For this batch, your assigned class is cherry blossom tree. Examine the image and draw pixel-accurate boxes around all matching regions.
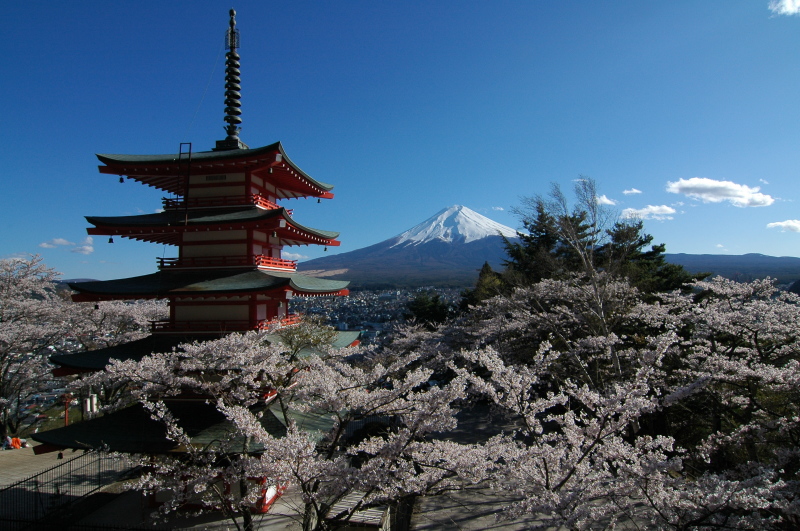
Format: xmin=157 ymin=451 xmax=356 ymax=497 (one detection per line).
xmin=64 ymin=298 xmax=167 ymax=352
xmin=82 ymin=322 xmax=489 ymax=531
xmin=0 ymin=255 xmax=69 ymax=438
xmin=442 ymin=274 xmax=800 ymax=529
xmin=53 ymin=248 xmax=799 ymax=529
xmin=0 ymin=255 xmax=167 ymax=438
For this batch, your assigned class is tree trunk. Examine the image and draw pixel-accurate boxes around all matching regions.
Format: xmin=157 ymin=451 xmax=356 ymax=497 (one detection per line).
xmin=239 ymin=478 xmax=254 ymax=531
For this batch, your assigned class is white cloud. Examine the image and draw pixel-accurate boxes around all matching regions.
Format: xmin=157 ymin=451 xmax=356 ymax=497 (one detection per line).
xmin=666 ymin=177 xmax=774 ymax=207
xmin=622 ymin=205 xmax=676 ymax=221
xmin=39 ymin=238 xmax=75 ymax=248
xmin=492 ymin=206 xmax=505 ymax=211
xmin=767 ymin=220 xmax=800 ymax=232
xmin=71 ymin=245 xmax=94 ymax=255
xmin=716 ymin=243 xmax=725 ymax=248
xmin=760 ymin=179 xmax=770 ymax=185
xmin=596 ymin=195 xmax=617 ymax=206
xmin=769 ymin=0 xmax=800 ymax=15
xmin=282 ymin=251 xmax=309 ymax=260
xmin=622 ymin=188 xmax=642 ymax=195
xmin=81 ymin=236 xmax=94 ymax=245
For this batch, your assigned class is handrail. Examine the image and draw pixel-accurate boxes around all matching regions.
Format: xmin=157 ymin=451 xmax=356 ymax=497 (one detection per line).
xmin=255 ymin=256 xmax=298 ymax=270
xmin=162 ymin=194 xmax=290 ymax=214
xmin=158 ymin=254 xmax=297 ymax=271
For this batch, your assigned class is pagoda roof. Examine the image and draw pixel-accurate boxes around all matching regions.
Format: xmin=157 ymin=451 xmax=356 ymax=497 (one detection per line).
xmin=69 ymin=269 xmax=350 ymax=302
xmin=31 ymin=400 xmax=334 ymax=454
xmin=98 ymin=142 xmax=335 ymax=199
xmin=49 ymin=331 xmax=361 ymax=372
xmin=49 ymin=334 xmax=207 ymax=372
xmin=85 ymin=206 xmax=341 ymax=247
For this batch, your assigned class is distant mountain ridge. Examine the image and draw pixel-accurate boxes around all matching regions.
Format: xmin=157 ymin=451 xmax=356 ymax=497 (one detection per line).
xmin=664 ymin=253 xmax=800 ymax=285
xmin=298 ymin=206 xmax=800 ymax=289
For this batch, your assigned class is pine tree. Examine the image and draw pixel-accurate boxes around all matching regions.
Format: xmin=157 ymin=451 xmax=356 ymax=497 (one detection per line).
xmin=501 ymin=179 xmax=701 ymax=293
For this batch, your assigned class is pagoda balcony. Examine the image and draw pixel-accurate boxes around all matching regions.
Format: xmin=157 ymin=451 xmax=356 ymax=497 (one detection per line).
xmin=158 ymin=255 xmax=297 ymax=271
xmin=162 ymin=194 xmax=290 ymax=213
xmin=255 ymin=256 xmax=297 ymax=271
xmin=150 ymin=314 xmax=301 ymax=334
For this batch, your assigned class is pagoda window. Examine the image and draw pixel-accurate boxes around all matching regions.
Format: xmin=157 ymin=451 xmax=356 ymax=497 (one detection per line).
xmin=183 ymin=230 xmax=247 ymax=242
xmin=185 ymin=173 xmax=246 ymax=202
xmin=189 ymin=184 xmax=245 ymax=199
xmin=182 ymin=243 xmax=247 ymax=258
xmin=188 ymin=173 xmax=245 ymax=185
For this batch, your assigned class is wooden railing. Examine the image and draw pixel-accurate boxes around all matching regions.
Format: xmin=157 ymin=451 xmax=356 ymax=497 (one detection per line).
xmin=158 ymin=256 xmax=251 ymax=269
xmin=151 ymin=314 xmax=301 ymax=333
xmin=158 ymin=255 xmax=297 ymax=271
xmin=262 ymin=314 xmax=302 ymax=328
xmin=162 ymin=194 xmax=290 ymax=214
xmin=255 ymin=256 xmax=297 ymax=270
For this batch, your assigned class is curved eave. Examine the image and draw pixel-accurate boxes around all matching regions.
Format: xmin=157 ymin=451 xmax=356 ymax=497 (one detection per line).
xmin=50 ymin=330 xmax=357 ymax=373
xmin=69 ymin=270 xmax=349 ymax=302
xmin=281 ymin=216 xmax=341 ymax=247
xmin=97 ymin=142 xmax=335 ymax=199
xmin=49 ymin=335 xmax=201 ymax=372
xmin=85 ymin=207 xmax=341 ymax=247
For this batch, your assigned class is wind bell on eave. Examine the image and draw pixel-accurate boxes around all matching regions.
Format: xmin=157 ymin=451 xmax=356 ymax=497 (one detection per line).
xmin=215 ymin=8 xmax=249 ymax=151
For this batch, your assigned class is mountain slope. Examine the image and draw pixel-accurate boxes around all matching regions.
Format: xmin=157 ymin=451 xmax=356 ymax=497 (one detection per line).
xmin=392 ymin=205 xmax=517 ymax=246
xmin=298 ymin=206 xmax=517 ymax=288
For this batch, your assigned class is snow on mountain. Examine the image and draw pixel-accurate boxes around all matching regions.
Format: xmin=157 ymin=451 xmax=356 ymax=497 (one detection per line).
xmin=391 ymin=205 xmax=517 ymax=247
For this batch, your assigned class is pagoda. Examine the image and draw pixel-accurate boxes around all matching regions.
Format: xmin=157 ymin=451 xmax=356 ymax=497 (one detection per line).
xmin=46 ymin=10 xmax=350 ymax=378
xmin=29 ymin=16 xmax=357 ymax=522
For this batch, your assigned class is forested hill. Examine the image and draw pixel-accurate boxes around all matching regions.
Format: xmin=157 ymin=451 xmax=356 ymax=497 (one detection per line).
xmin=665 ymin=253 xmax=800 ymax=285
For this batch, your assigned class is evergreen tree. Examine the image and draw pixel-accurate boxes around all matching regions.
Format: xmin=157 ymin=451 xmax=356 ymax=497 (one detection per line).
xmin=502 ymin=179 xmax=701 ymax=293
xmin=598 ymin=220 xmax=703 ymax=293
xmin=461 ymin=262 xmax=504 ymax=309
xmin=405 ymin=292 xmax=452 ymax=328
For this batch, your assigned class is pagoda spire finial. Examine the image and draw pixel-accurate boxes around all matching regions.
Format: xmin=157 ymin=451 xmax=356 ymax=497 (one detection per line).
xmin=215 ymin=8 xmax=248 ymax=151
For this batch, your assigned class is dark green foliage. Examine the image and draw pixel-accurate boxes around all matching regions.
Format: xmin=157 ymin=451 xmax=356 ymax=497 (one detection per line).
xmin=500 ymin=180 xmax=702 ymax=293
xmin=405 ymin=292 xmax=453 ymax=328
xmin=460 ymin=262 xmax=504 ymax=309
xmin=598 ymin=220 xmax=705 ymax=293
xmin=503 ymin=201 xmax=561 ymax=284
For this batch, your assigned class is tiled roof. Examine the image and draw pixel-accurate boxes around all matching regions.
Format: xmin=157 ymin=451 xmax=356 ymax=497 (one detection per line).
xmin=69 ymin=270 xmax=349 ymax=298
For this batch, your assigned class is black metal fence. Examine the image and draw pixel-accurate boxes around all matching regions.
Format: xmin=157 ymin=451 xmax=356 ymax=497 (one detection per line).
xmin=0 ymin=450 xmax=138 ymax=530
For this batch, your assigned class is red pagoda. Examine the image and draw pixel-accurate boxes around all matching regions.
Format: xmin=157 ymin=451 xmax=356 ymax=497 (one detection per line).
xmin=44 ymin=10 xmax=349 ymax=380
xmin=41 ymin=10 xmax=351 ymax=378
xmin=29 ymin=18 xmax=357 ymax=523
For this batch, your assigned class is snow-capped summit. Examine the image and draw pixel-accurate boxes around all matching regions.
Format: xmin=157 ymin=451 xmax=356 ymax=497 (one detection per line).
xmin=299 ymin=205 xmax=518 ymax=288
xmin=391 ymin=205 xmax=517 ymax=247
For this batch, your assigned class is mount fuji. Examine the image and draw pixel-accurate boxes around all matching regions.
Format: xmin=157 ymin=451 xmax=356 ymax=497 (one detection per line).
xmin=298 ymin=205 xmax=518 ymax=288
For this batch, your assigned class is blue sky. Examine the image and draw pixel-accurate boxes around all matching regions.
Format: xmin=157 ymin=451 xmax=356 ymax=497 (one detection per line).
xmin=3 ymin=1 xmax=800 ymax=280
